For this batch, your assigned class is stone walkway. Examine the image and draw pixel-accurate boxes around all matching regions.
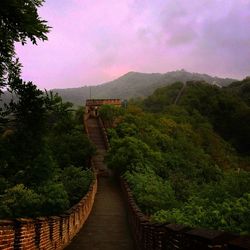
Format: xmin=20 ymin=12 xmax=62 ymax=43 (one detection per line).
xmin=65 ymin=177 xmax=134 ymax=250
xmin=65 ymin=117 xmax=134 ymax=250
xmin=86 ymin=117 xmax=109 ymax=175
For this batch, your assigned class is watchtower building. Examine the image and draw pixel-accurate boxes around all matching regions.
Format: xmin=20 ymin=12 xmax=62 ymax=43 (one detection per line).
xmin=85 ymin=99 xmax=122 ymax=117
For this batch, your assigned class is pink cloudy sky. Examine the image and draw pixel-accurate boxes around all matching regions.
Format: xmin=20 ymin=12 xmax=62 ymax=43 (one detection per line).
xmin=16 ymin=0 xmax=250 ymax=89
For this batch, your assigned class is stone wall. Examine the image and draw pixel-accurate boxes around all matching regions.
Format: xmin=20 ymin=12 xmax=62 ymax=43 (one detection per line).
xmin=120 ymin=178 xmax=250 ymax=250
xmin=85 ymin=99 xmax=121 ymax=107
xmin=98 ymin=117 xmax=110 ymax=150
xmin=0 ymin=178 xmax=97 ymax=250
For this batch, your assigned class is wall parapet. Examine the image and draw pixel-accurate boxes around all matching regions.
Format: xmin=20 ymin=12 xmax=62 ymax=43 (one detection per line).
xmin=98 ymin=117 xmax=110 ymax=150
xmin=120 ymin=178 xmax=250 ymax=250
xmin=86 ymin=99 xmax=121 ymax=107
xmin=0 ymin=177 xmax=97 ymax=250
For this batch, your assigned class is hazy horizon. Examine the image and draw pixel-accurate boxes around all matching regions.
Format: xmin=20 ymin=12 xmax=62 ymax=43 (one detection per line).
xmin=16 ymin=0 xmax=250 ymax=89
xmin=49 ymin=69 xmax=241 ymax=91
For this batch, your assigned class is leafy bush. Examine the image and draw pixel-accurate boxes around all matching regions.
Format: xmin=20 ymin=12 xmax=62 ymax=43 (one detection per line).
xmin=124 ymin=171 xmax=178 ymax=214
xmin=49 ymin=129 xmax=95 ymax=169
xmin=60 ymin=166 xmax=94 ymax=205
xmin=198 ymin=170 xmax=250 ymax=202
xmin=152 ymin=171 xmax=250 ymax=233
xmin=38 ymin=183 xmax=69 ymax=215
xmin=152 ymin=193 xmax=250 ymax=234
xmin=24 ymin=147 xmax=58 ymax=187
xmin=107 ymin=137 xmax=163 ymax=174
xmin=99 ymin=104 xmax=124 ymax=128
xmin=0 ymin=184 xmax=42 ymax=218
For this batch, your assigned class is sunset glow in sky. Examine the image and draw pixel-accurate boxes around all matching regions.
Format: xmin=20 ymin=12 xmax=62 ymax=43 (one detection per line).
xmin=16 ymin=0 xmax=250 ymax=89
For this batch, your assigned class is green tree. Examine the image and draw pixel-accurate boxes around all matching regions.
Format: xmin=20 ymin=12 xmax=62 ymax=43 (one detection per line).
xmin=0 ymin=0 xmax=49 ymax=91
xmin=44 ymin=91 xmax=75 ymax=134
xmin=106 ymin=136 xmax=163 ymax=174
xmin=48 ymin=126 xmax=95 ymax=170
xmin=0 ymin=184 xmax=42 ymax=218
xmin=152 ymin=194 xmax=250 ymax=234
xmin=60 ymin=167 xmax=93 ymax=205
xmin=99 ymin=104 xmax=123 ymax=128
xmin=1 ymin=82 xmax=50 ymax=183
xmin=124 ymin=171 xmax=178 ymax=214
xmin=38 ymin=183 xmax=69 ymax=215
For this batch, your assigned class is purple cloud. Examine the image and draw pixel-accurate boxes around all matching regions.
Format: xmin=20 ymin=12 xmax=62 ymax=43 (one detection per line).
xmin=16 ymin=0 xmax=250 ymax=89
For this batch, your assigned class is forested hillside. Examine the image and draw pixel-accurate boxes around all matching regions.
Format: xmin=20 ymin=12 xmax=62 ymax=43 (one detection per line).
xmin=103 ymin=79 xmax=250 ymax=234
xmin=224 ymin=77 xmax=250 ymax=106
xmin=144 ymin=79 xmax=250 ymax=155
xmin=52 ymin=70 xmax=236 ymax=106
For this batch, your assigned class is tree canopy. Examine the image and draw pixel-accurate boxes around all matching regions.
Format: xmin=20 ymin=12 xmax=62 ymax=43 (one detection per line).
xmin=0 ymin=0 xmax=49 ymax=91
xmin=106 ymin=82 xmax=250 ymax=234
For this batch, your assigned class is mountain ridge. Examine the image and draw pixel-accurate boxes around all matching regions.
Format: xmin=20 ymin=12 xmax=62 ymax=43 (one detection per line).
xmin=0 ymin=70 xmax=238 ymax=107
xmin=52 ymin=70 xmax=237 ymax=105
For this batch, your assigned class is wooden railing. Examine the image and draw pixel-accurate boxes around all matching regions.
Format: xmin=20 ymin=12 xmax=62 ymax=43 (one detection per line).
xmin=120 ymin=178 xmax=250 ymax=250
xmin=0 ymin=177 xmax=97 ymax=250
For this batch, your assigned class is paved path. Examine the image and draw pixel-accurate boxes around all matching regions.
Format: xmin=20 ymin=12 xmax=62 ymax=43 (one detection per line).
xmin=66 ymin=117 xmax=134 ymax=250
xmin=86 ymin=117 xmax=109 ymax=175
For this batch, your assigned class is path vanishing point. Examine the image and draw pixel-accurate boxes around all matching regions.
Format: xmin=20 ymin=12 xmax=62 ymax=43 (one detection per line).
xmin=65 ymin=117 xmax=135 ymax=250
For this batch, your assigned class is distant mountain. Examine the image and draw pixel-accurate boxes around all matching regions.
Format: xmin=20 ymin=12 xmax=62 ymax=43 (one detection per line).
xmin=0 ymin=70 xmax=237 ymax=107
xmin=52 ymin=70 xmax=236 ymax=106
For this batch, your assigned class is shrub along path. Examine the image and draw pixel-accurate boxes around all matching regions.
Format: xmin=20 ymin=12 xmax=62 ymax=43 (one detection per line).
xmin=66 ymin=117 xmax=134 ymax=250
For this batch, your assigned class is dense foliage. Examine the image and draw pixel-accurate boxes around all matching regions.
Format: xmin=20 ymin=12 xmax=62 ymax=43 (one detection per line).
xmin=144 ymin=80 xmax=250 ymax=155
xmin=0 ymin=89 xmax=95 ymax=218
xmin=106 ymin=81 xmax=250 ymax=234
xmin=224 ymin=77 xmax=250 ymax=107
xmin=99 ymin=104 xmax=124 ymax=128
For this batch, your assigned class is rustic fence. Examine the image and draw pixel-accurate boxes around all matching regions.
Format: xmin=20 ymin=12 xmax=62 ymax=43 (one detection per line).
xmin=0 ymin=177 xmax=97 ymax=250
xmin=120 ymin=178 xmax=250 ymax=250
